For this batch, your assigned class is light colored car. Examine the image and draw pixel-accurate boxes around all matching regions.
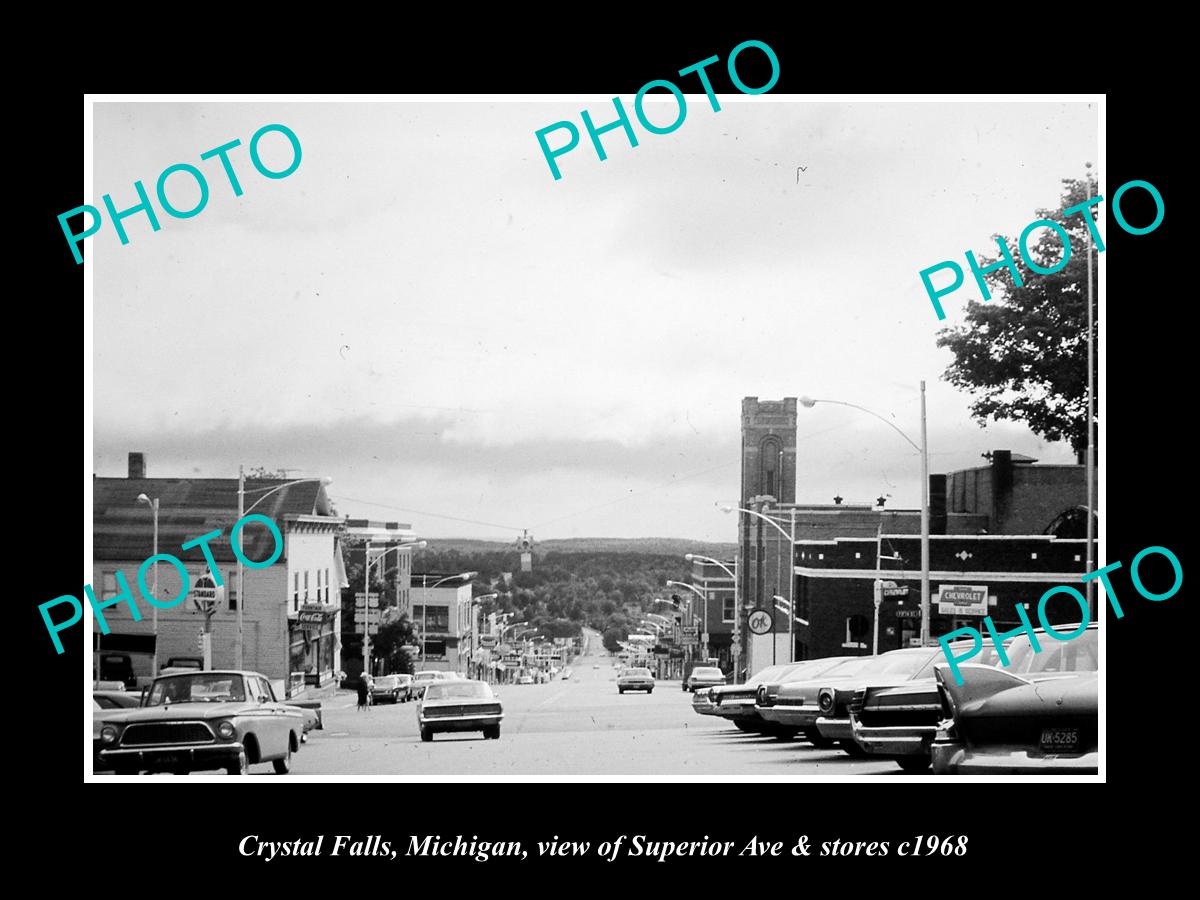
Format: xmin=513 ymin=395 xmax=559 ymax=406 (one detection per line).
xmin=93 ymin=692 xmax=142 ymax=770
xmin=370 ymin=674 xmax=407 ymax=704
xmin=617 ymin=667 xmax=654 ymax=694
xmin=411 ymin=670 xmax=454 ymax=698
xmin=97 ymin=670 xmax=303 ymax=775
xmin=709 ymin=659 xmax=849 ymax=735
xmin=417 ymin=680 xmax=503 ymax=741
xmin=754 ymin=657 xmax=877 ymax=743
xmin=517 ymin=674 xmax=534 ymax=685
xmin=685 ymin=666 xmax=727 ymax=693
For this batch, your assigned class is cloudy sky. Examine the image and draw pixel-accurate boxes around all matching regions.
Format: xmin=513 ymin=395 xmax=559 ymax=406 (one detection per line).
xmin=90 ymin=98 xmax=1097 ymax=542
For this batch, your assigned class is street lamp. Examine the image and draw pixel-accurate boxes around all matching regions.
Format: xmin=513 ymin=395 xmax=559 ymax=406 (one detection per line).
xmin=362 ymin=540 xmax=426 ymax=680
xmin=719 ymin=505 xmax=798 ymax=665
xmin=665 ymin=580 xmax=707 ymax=664
xmin=467 ymin=592 xmax=499 ymax=679
xmin=415 ymin=572 xmax=477 ymax=665
xmin=799 ymin=383 xmax=931 ymax=646
xmin=136 ymin=493 xmax=159 ymax=678
xmin=236 ymin=469 xmax=333 ymax=670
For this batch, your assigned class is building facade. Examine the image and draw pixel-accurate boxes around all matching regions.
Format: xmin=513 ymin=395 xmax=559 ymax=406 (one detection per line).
xmin=688 ymin=559 xmax=736 ymax=671
xmin=411 ymin=574 xmax=475 ymax=673
xmin=93 ymin=456 xmax=345 ymax=699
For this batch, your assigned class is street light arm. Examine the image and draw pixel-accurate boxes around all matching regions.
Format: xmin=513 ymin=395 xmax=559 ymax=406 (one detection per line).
xmin=684 ymin=553 xmax=737 ymax=580
xmin=664 ymin=580 xmax=706 ymax=601
xmin=720 ymin=506 xmax=793 ymax=541
xmin=243 ymin=476 xmax=333 ymax=515
xmin=802 ymin=398 xmax=920 ymax=453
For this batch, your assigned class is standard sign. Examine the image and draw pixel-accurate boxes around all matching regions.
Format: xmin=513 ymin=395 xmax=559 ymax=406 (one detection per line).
xmin=747 ymin=608 xmax=773 ymax=635
xmin=937 ymin=584 xmax=988 ymax=616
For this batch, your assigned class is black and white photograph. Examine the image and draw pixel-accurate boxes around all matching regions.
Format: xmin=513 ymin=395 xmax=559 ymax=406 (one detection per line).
xmin=72 ymin=89 xmax=1122 ymax=782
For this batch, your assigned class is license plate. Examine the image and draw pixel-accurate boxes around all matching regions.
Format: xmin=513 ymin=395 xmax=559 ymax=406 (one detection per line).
xmin=155 ymin=754 xmax=181 ymax=767
xmin=1040 ymin=726 xmax=1080 ymax=753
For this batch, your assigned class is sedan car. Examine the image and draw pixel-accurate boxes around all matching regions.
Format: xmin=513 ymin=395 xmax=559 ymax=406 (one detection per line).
xmin=97 ymin=670 xmax=303 ymax=775
xmin=370 ymin=674 xmax=407 ymax=704
xmin=684 ymin=666 xmax=727 ymax=693
xmin=410 ymin=670 xmax=454 ymax=699
xmin=617 ymin=667 xmax=655 ymax=693
xmin=93 ymin=692 xmax=143 ymax=770
xmin=417 ymin=679 xmax=503 ymax=741
xmin=931 ymin=625 xmax=1099 ymax=775
xmin=751 ymin=657 xmax=874 ymax=741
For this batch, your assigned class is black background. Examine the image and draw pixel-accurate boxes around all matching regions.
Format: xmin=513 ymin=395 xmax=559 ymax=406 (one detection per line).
xmin=20 ymin=21 xmax=1181 ymax=886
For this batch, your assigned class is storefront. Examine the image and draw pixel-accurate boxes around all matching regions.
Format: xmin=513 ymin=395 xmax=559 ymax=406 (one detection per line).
xmin=291 ymin=603 xmax=340 ymax=688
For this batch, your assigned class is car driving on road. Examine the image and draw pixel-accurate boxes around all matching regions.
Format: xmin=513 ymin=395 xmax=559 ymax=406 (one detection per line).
xmin=617 ymin=667 xmax=655 ymax=694
xmin=684 ymin=666 xmax=727 ymax=693
xmin=417 ymin=679 xmax=503 ymax=741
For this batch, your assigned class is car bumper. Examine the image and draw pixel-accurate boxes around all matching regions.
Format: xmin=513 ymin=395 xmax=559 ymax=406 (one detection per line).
xmin=619 ymin=682 xmax=654 ymax=690
xmin=100 ymin=741 xmax=244 ymax=770
xmin=420 ymin=714 xmax=503 ymax=732
xmin=931 ymin=741 xmax=1099 ymax=775
xmin=712 ymin=699 xmax=758 ymax=719
xmin=851 ymin=720 xmax=933 ymax=758
xmin=815 ymin=717 xmax=853 ymax=740
xmin=757 ymin=704 xmax=821 ymax=727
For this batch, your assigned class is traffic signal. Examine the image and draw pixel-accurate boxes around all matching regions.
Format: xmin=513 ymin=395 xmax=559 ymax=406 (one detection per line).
xmin=670 ymin=593 xmax=682 ymax=609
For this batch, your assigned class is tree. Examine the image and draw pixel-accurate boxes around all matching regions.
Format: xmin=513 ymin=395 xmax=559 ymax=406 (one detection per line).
xmin=373 ymin=615 xmax=419 ymax=674
xmin=602 ymin=625 xmax=626 ymax=654
xmin=936 ymin=177 xmax=1099 ymax=461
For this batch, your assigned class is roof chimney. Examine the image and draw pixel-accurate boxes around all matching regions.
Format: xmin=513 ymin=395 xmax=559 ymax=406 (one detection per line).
xmin=128 ymin=452 xmax=145 ymax=479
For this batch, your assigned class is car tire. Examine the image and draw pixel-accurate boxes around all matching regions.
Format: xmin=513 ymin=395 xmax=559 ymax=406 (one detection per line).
xmin=618 ymin=688 xmax=625 ymax=694
xmin=896 ymin=756 xmax=931 ymax=774
xmin=114 ymin=766 xmax=140 ymax=776
xmin=734 ymin=721 xmax=756 ymax=732
xmin=647 ymin=688 xmax=653 ymax=694
xmin=420 ymin=727 xmax=433 ymax=742
xmin=273 ymin=747 xmax=292 ymax=775
xmin=485 ymin=725 xmax=500 ymax=740
xmin=839 ymin=740 xmax=869 ymax=758
xmin=227 ymin=749 xmax=249 ymax=775
xmin=803 ymin=729 xmax=835 ymax=749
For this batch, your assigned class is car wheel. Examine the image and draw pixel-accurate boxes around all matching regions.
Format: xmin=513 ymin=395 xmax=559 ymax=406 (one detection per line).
xmin=485 ymin=725 xmax=500 ymax=740
xmin=273 ymin=747 xmax=292 ymax=775
xmin=839 ymin=740 xmax=869 ymax=758
xmin=226 ymin=749 xmax=248 ymax=775
xmin=647 ymin=688 xmax=653 ymax=694
xmin=618 ymin=688 xmax=625 ymax=694
xmin=420 ymin=727 xmax=433 ymax=742
xmin=734 ymin=721 xmax=756 ymax=732
xmin=896 ymin=755 xmax=931 ymax=774
xmin=803 ymin=729 xmax=835 ymax=749
xmin=114 ymin=766 xmax=140 ymax=776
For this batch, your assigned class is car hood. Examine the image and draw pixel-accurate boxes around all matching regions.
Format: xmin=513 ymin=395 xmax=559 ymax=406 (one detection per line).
xmin=102 ymin=702 xmax=267 ymax=724
xmin=776 ymin=673 xmax=875 ymax=700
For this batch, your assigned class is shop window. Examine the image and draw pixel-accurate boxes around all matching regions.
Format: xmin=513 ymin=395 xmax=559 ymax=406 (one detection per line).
xmin=303 ymin=569 xmax=310 ymax=601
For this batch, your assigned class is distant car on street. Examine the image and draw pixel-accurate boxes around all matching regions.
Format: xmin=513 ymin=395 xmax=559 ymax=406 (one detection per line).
xmin=517 ymin=674 xmax=534 ymax=685
xmin=617 ymin=667 xmax=654 ymax=694
xmin=96 ymin=669 xmax=303 ymax=775
xmin=684 ymin=666 xmax=727 ymax=693
xmin=417 ymin=679 xmax=503 ymax=741
xmin=164 ymin=656 xmax=204 ymax=671
xmin=371 ymin=674 xmax=408 ymax=704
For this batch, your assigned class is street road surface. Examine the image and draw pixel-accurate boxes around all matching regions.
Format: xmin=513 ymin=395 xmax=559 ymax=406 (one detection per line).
xmin=287 ymin=633 xmax=902 ymax=777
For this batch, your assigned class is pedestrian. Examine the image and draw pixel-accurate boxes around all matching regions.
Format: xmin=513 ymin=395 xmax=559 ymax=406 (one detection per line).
xmin=356 ymin=675 xmax=369 ymax=711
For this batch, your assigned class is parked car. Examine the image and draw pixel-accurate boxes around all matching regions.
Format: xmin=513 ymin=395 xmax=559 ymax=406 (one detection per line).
xmin=849 ymin=639 xmax=1015 ymax=772
xmin=417 ymin=679 xmax=503 ymax=741
xmin=617 ymin=667 xmax=655 ymax=694
xmin=371 ymin=674 xmax=407 ymax=704
xmin=931 ymin=625 xmax=1099 ymax=775
xmin=96 ymin=670 xmax=303 ymax=775
xmin=691 ymin=686 xmax=720 ymax=716
xmin=517 ymin=674 xmax=534 ymax=685
xmin=754 ymin=656 xmax=878 ymax=743
xmin=100 ymin=653 xmax=137 ymax=689
xmin=283 ymin=702 xmax=323 ymax=740
xmin=684 ymin=666 xmax=727 ymax=693
xmin=713 ymin=658 xmax=853 ymax=736
xmin=93 ymin=691 xmax=143 ymax=771
xmin=812 ymin=645 xmax=991 ymax=755
xmin=93 ymin=690 xmax=143 ymax=711
xmin=164 ymin=656 xmax=204 ymax=670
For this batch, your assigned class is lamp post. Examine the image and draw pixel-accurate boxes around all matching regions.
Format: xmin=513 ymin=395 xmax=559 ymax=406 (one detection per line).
xmin=666 ymin=580 xmax=706 ymax=665
xmin=718 ymin=505 xmax=797 ymax=664
xmin=362 ymin=540 xmax=426 ymax=681
xmin=235 ymin=469 xmax=333 ymax=671
xmin=136 ymin=494 xmax=159 ymax=677
xmin=469 ymin=592 xmax=499 ymax=679
xmin=799 ymin=384 xmax=931 ymax=646
xmin=684 ymin=553 xmax=736 ymax=670
xmin=416 ymin=572 xmax=477 ymax=665
xmin=1084 ymin=161 xmax=1097 ymax=620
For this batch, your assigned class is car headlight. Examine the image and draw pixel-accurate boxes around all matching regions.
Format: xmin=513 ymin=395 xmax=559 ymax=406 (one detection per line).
xmin=818 ymin=688 xmax=835 ymax=714
xmin=216 ymin=720 xmax=236 ymax=740
xmin=100 ymin=725 xmax=118 ymax=744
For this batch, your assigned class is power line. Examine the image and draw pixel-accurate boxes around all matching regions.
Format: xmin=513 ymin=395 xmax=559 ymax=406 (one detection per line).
xmin=330 ymin=496 xmax=526 ymax=533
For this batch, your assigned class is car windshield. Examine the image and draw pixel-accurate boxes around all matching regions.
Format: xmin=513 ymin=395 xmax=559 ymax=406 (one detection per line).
xmin=1008 ymin=627 xmax=1098 ymax=674
xmin=815 ymin=656 xmax=875 ymax=679
xmin=912 ymin=642 xmax=1006 ymax=678
xmin=146 ymin=673 xmax=246 ymax=705
xmin=694 ymin=668 xmax=722 ymax=677
xmin=375 ymin=676 xmax=398 ymax=688
xmin=851 ymin=650 xmax=938 ymax=680
xmin=413 ymin=673 xmax=438 ymax=682
xmin=625 ymin=668 xmax=652 ymax=677
xmin=424 ymin=682 xmax=493 ymax=701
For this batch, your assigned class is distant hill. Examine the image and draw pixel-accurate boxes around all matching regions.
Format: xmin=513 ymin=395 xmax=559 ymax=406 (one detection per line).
xmin=425 ymin=537 xmax=737 ymax=559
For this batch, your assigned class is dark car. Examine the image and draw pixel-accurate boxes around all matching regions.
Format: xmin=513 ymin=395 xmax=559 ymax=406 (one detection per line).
xmin=684 ymin=666 xmax=727 ymax=693
xmin=712 ymin=658 xmax=850 ymax=736
xmin=100 ymin=653 xmax=137 ymax=690
xmin=931 ymin=625 xmax=1099 ymax=775
xmin=164 ymin=656 xmax=204 ymax=671
xmin=752 ymin=657 xmax=875 ymax=742
xmin=370 ymin=674 xmax=407 ymax=704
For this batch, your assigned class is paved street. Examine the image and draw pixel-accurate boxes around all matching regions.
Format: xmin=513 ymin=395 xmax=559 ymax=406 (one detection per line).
xmin=292 ymin=638 xmax=901 ymax=777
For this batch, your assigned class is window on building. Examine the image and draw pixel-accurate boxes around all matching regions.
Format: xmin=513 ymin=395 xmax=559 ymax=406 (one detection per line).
xmin=421 ymin=639 xmax=447 ymax=659
xmin=227 ymin=570 xmax=238 ymax=611
xmin=303 ymin=569 xmax=310 ymax=601
xmin=293 ymin=572 xmax=300 ymax=612
xmin=411 ymin=605 xmax=450 ymax=631
xmin=102 ymin=571 xmax=118 ymax=600
xmin=723 ymin=596 xmax=735 ymax=623
xmin=325 ymin=567 xmax=331 ymax=603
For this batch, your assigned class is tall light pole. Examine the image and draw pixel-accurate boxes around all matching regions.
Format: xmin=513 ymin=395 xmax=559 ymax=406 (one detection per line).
xmin=683 ymin=554 xmax=737 ymax=665
xmin=665 ymin=580 xmax=706 ymax=664
xmin=718 ymin=506 xmax=797 ymax=664
xmin=362 ymin=540 xmax=426 ymax=681
xmin=136 ymin=494 xmax=159 ymax=677
xmin=1084 ymin=161 xmax=1097 ymax=620
xmin=470 ymin=593 xmax=499 ymax=679
xmin=799 ymin=386 xmax=931 ymax=646
xmin=236 ymin=471 xmax=333 ymax=670
xmin=416 ymin=572 xmax=477 ymax=665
